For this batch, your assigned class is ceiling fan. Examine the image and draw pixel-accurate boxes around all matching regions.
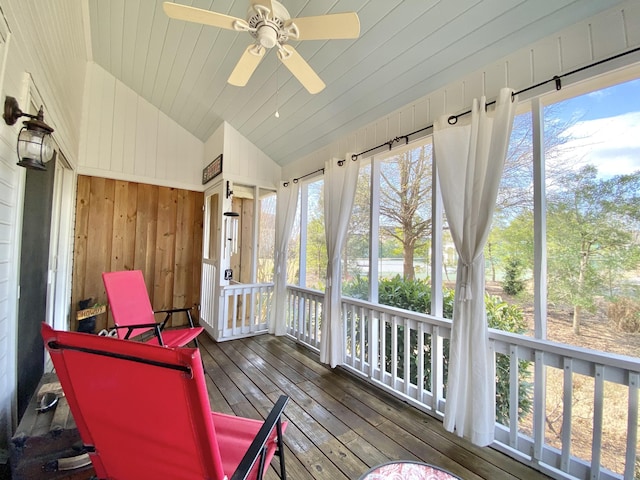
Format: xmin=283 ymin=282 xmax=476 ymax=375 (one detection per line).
xmin=163 ymin=1 xmax=360 ymax=94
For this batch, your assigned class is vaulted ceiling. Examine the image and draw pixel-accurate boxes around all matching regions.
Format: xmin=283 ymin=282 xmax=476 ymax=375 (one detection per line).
xmin=87 ymin=0 xmax=624 ymax=166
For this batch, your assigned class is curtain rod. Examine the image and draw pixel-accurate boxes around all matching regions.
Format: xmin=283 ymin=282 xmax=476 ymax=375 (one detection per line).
xmin=283 ymin=155 xmax=357 ymax=186
xmin=283 ymin=167 xmax=324 ymax=187
xmin=350 ymin=44 xmax=640 ymax=161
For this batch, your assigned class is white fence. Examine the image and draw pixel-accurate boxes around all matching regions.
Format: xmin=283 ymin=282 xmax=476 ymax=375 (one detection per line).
xmin=200 ymin=259 xmax=273 ymax=341
xmin=199 ymin=259 xmax=217 ymax=334
xmin=219 ymin=282 xmax=273 ymax=340
xmin=285 ymin=286 xmax=640 ymax=480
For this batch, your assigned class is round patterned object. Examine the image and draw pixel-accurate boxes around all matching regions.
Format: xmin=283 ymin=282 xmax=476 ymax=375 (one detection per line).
xmin=359 ymin=461 xmax=461 ymax=480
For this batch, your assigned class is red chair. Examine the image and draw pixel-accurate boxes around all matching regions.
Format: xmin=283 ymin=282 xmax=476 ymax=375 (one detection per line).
xmin=42 ymin=323 xmax=288 ymax=480
xmin=102 ymin=270 xmax=203 ymax=347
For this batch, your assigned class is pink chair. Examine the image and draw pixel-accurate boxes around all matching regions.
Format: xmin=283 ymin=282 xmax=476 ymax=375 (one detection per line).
xmin=42 ymin=323 xmax=288 ymax=480
xmin=102 ymin=270 xmax=203 ymax=347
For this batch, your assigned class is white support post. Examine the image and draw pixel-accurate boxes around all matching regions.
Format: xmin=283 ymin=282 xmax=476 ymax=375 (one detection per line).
xmin=561 ymin=357 xmax=574 ymax=472
xmin=533 ymin=351 xmax=546 ymax=462
xmin=532 ymin=97 xmax=547 ymax=340
xmin=590 ymin=365 xmax=605 ymax=480
xmin=624 ymin=372 xmax=639 ymax=479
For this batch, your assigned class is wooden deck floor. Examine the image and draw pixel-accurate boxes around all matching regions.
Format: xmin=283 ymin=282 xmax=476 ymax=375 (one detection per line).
xmin=199 ymin=333 xmax=551 ymax=480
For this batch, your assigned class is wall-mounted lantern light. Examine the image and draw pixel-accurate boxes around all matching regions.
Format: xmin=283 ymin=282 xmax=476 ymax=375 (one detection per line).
xmin=3 ymin=96 xmax=55 ymax=170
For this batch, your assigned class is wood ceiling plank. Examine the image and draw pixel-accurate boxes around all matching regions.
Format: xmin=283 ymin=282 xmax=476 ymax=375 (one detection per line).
xmin=183 ymin=34 xmax=249 ymax=135
xmin=140 ymin=7 xmax=171 ymax=101
xmin=88 ymin=0 xmax=106 ymax=68
xmin=131 ymin=0 xmax=158 ymax=94
xmin=109 ymin=0 xmax=125 ymax=80
xmin=149 ymin=18 xmax=186 ymax=106
xmin=158 ymin=22 xmax=204 ymax=112
xmin=163 ymin=23 xmax=224 ymax=117
xmin=120 ymin=0 xmax=141 ymax=87
xmin=169 ymin=1 xmax=241 ymax=131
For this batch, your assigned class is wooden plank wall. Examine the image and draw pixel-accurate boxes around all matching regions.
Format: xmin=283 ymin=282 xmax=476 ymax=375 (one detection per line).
xmin=71 ymin=175 xmax=204 ymax=332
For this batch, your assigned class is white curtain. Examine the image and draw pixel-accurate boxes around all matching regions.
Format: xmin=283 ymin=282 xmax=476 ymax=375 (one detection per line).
xmin=270 ymin=181 xmax=300 ymax=336
xmin=433 ymin=87 xmax=517 ymax=446
xmin=320 ymin=156 xmax=359 ymax=368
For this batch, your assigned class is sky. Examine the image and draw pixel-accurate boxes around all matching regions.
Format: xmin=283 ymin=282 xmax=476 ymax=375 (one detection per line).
xmin=550 ymin=78 xmax=640 ymax=178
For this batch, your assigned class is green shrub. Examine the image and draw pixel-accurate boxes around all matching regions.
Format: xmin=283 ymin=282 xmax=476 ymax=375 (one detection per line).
xmin=342 ymin=273 xmax=369 ymax=300
xmin=485 ymin=294 xmax=533 ymax=425
xmin=379 ymin=275 xmax=431 ymax=313
xmin=503 ymin=256 xmax=525 ymax=296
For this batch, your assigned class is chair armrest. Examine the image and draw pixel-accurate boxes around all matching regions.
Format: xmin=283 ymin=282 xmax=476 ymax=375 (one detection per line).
xmin=230 ymin=395 xmax=289 ymax=480
xmin=113 ymin=323 xmax=164 ymax=344
xmin=113 ymin=323 xmax=159 ymax=330
xmin=154 ymin=307 xmax=196 ymax=328
xmin=154 ymin=307 xmax=192 ymax=314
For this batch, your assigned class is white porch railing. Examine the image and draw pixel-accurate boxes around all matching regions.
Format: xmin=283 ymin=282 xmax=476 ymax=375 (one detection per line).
xmin=200 ymin=258 xmax=273 ymax=341
xmin=218 ymin=282 xmax=273 ymax=340
xmin=285 ymin=286 xmax=640 ymax=480
xmin=286 ymin=285 xmax=323 ymax=351
xmin=199 ymin=259 xmax=217 ymax=334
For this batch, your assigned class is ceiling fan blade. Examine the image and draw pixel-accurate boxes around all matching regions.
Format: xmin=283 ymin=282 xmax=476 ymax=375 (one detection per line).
xmin=252 ymin=0 xmax=274 ymax=15
xmin=278 ymin=45 xmax=325 ymax=94
xmin=286 ymin=12 xmax=360 ymax=40
xmin=228 ymin=45 xmax=266 ymax=87
xmin=163 ymin=2 xmax=248 ymax=31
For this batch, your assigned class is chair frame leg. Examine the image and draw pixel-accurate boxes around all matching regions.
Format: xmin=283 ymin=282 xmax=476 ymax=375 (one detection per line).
xmin=276 ymin=418 xmax=286 ymax=479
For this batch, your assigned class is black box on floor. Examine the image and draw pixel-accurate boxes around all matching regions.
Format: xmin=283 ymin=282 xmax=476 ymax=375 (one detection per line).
xmin=9 ymin=373 xmax=94 ymax=480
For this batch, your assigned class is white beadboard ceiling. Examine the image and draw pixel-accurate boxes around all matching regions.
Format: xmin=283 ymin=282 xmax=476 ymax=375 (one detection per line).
xmin=87 ymin=0 xmax=625 ymax=166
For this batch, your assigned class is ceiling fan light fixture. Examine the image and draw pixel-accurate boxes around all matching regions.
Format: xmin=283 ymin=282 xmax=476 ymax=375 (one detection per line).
xmin=257 ymin=25 xmax=278 ymax=49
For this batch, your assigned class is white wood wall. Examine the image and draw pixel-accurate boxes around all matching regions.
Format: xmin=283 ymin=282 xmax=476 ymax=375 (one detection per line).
xmin=222 ymin=122 xmax=281 ymax=189
xmin=283 ymin=0 xmax=640 ymax=180
xmin=78 ymin=62 xmax=205 ymax=190
xmin=0 ymin=0 xmax=86 ymax=454
xmin=79 ymin=64 xmax=280 ymax=192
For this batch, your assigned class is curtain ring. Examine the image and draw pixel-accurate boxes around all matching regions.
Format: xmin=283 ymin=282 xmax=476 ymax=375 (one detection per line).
xmin=447 ymin=115 xmax=458 ymax=125
xmin=351 ymin=154 xmax=358 ymax=161
xmin=337 ymin=159 xmax=345 ymax=166
xmin=553 ymin=75 xmax=562 ymax=91
xmin=283 ymin=181 xmax=289 ymax=187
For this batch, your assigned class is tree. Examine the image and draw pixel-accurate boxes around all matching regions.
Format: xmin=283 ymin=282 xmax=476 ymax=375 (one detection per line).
xmin=344 ymin=164 xmax=371 ymax=286
xmin=305 ymin=180 xmax=326 ymax=290
xmin=547 ymin=166 xmax=640 ymax=334
xmin=486 ymin=106 xmax=578 ymax=282
xmin=379 ymin=145 xmax=433 ymax=280
xmin=306 ymin=216 xmax=326 ymax=289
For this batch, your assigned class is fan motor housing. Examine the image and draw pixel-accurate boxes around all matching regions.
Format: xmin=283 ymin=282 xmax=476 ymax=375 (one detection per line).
xmin=247 ymin=0 xmax=290 ymax=47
